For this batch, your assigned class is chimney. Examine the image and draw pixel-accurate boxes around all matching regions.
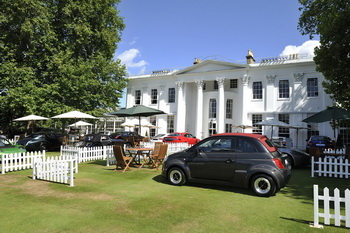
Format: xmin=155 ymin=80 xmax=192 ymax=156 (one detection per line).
xmin=193 ymin=58 xmax=202 ymax=65
xmin=246 ymin=50 xmax=255 ymax=64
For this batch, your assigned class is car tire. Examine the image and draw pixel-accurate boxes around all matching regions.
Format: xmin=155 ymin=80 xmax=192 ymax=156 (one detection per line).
xmin=168 ymin=167 xmax=186 ymax=186
xmin=40 ymin=143 xmax=48 ymax=152
xmin=286 ymin=155 xmax=294 ymax=168
xmin=250 ymin=174 xmax=276 ymax=197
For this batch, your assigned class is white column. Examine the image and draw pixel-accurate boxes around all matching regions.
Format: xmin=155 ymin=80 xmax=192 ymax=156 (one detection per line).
xmin=241 ymin=74 xmax=250 ymax=125
xmin=265 ymin=75 xmax=276 ymax=112
xmin=176 ymin=81 xmax=186 ymax=132
xmin=195 ymin=80 xmax=204 ymax=139
xmin=217 ymin=78 xmax=225 ymax=133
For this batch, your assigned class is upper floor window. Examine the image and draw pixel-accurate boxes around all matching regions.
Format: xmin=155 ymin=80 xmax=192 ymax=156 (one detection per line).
xmin=307 ymin=78 xmax=318 ymax=97
xmin=209 ymin=99 xmax=217 ymax=118
xmin=168 ymin=88 xmax=175 ymax=103
xmin=151 ymin=89 xmax=158 ymax=104
xmin=252 ymin=82 xmax=263 ymax=99
xmin=214 ymin=81 xmax=218 ymax=90
xmin=230 ymin=79 xmax=238 ymax=88
xmin=279 ymin=80 xmax=290 ymax=99
xmin=226 ymin=99 xmax=233 ymax=119
xmin=135 ymin=90 xmax=141 ymax=105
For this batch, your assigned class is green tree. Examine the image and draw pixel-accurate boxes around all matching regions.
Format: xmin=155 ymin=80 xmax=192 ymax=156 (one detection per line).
xmin=298 ymin=0 xmax=350 ymax=108
xmin=0 ymin=0 xmax=127 ymax=133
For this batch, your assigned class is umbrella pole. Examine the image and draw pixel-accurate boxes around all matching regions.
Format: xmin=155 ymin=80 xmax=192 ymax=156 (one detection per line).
xmin=139 ymin=116 xmax=141 ymax=135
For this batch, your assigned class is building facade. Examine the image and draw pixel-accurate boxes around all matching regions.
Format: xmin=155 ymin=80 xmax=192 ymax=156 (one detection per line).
xmin=126 ymin=52 xmax=334 ymax=149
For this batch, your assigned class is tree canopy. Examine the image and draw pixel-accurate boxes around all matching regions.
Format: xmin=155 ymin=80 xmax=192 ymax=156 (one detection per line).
xmin=0 ymin=0 xmax=127 ymax=133
xmin=298 ymin=0 xmax=350 ymax=108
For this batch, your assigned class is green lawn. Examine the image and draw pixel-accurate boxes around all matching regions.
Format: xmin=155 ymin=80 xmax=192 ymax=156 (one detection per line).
xmin=1 ymin=153 xmax=349 ymax=233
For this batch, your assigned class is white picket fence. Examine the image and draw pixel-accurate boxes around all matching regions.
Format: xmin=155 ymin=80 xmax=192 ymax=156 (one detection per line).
xmin=311 ymin=156 xmax=350 ymax=178
xmin=313 ymin=185 xmax=350 ymax=228
xmin=1 ymin=151 xmax=46 ymax=174
xmin=60 ymin=145 xmax=113 ymax=164
xmin=32 ymin=155 xmax=76 ymax=187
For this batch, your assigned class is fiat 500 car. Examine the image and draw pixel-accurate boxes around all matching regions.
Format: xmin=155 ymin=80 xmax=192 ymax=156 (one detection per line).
xmin=162 ymin=133 xmax=291 ymax=197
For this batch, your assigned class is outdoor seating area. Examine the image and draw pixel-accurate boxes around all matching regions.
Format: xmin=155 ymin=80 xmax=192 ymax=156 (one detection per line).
xmin=113 ymin=141 xmax=168 ymax=172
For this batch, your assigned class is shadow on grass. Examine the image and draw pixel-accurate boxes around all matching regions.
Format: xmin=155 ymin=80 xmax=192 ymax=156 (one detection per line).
xmin=280 ymin=216 xmax=311 ymax=226
xmin=152 ymin=174 xmax=255 ymax=196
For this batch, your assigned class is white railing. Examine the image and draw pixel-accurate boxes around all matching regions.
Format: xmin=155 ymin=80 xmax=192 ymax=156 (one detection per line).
xmin=60 ymin=145 xmax=113 ymax=164
xmin=1 ymin=151 xmax=46 ymax=174
xmin=32 ymin=156 xmax=76 ymax=187
xmin=313 ymin=185 xmax=350 ymax=228
xmin=311 ymin=157 xmax=350 ymax=178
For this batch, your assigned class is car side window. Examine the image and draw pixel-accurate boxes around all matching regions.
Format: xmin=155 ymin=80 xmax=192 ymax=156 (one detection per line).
xmin=197 ymin=138 xmax=232 ymax=152
xmin=233 ymin=137 xmax=257 ymax=152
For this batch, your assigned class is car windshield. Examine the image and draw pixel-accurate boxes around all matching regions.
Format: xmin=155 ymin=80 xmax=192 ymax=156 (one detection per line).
xmin=0 ymin=138 xmax=11 ymax=146
xmin=312 ymin=136 xmax=330 ymax=141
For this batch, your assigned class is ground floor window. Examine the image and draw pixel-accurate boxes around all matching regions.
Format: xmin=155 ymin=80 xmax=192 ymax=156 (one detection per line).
xmin=278 ymin=114 xmax=290 ymax=138
xmin=209 ymin=121 xmax=217 ymax=136
xmin=252 ymin=114 xmax=262 ymax=134
xmin=167 ymin=115 xmax=174 ymax=133
xmin=225 ymin=124 xmax=232 ymax=133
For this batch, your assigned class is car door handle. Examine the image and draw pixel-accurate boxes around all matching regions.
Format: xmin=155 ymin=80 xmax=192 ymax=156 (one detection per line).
xmin=225 ymin=159 xmax=234 ymax=163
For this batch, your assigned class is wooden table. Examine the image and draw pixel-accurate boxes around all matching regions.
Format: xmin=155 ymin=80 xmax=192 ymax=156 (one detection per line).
xmin=125 ymin=147 xmax=153 ymax=169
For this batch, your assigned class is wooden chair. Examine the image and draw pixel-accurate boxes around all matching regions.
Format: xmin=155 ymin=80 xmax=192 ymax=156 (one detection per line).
xmin=309 ymin=147 xmax=322 ymax=159
xmin=149 ymin=144 xmax=168 ymax=170
xmin=151 ymin=142 xmax=163 ymax=156
xmin=113 ymin=145 xmax=134 ymax=172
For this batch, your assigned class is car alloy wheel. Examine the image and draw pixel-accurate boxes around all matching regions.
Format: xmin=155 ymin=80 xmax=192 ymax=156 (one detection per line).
xmin=251 ymin=175 xmax=276 ymax=197
xmin=168 ymin=167 xmax=186 ymax=186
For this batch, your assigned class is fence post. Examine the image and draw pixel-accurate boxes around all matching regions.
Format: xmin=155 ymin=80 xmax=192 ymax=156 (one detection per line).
xmin=346 ymin=189 xmax=350 ymax=228
xmin=311 ymin=156 xmax=314 ymax=177
xmin=69 ymin=159 xmax=74 ymax=187
xmin=313 ymin=184 xmax=321 ymax=228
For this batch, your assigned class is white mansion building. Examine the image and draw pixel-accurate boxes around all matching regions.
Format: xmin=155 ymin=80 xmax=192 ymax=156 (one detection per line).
xmin=125 ymin=51 xmax=335 ymax=149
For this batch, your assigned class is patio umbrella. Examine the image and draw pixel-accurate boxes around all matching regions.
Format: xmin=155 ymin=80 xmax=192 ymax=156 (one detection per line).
xmin=13 ymin=114 xmax=49 ymax=134
xmin=109 ymin=105 xmax=166 ymax=134
xmin=69 ymin=121 xmax=92 ymax=134
xmin=302 ymin=106 xmax=350 ymax=138
xmin=232 ymin=125 xmax=253 ymax=133
xmin=68 ymin=121 xmax=92 ymax=127
xmin=51 ymin=110 xmax=96 ymax=119
xmin=51 ymin=111 xmax=96 ymax=134
xmin=255 ymin=119 xmax=290 ymax=138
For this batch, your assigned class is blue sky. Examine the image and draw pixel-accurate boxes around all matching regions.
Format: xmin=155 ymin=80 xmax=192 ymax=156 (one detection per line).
xmin=115 ymin=0 xmax=320 ymax=107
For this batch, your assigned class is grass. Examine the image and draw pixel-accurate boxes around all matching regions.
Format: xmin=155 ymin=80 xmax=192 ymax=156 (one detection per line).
xmin=1 ymin=152 xmax=350 ymax=233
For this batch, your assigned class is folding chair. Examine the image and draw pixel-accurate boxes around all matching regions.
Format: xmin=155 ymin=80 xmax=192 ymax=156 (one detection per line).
xmin=149 ymin=144 xmax=168 ymax=170
xmin=113 ymin=145 xmax=134 ymax=172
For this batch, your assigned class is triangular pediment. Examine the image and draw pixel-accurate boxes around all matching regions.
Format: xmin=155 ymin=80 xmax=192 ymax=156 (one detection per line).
xmin=173 ymin=60 xmax=248 ymax=75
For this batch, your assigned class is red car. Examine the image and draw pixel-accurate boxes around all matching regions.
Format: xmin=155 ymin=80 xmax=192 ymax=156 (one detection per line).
xmin=163 ymin=132 xmax=200 ymax=145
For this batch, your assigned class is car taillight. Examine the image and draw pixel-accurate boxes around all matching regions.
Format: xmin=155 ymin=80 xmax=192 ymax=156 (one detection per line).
xmin=115 ymin=136 xmax=120 ymax=139
xmin=273 ymin=158 xmax=285 ymax=169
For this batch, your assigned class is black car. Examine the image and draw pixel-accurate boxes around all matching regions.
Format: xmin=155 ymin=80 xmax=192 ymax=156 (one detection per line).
xmin=17 ymin=131 xmax=64 ymax=151
xmin=162 ymin=133 xmax=291 ymax=197
xmin=114 ymin=131 xmax=144 ymax=147
xmin=75 ymin=134 xmax=112 ymax=147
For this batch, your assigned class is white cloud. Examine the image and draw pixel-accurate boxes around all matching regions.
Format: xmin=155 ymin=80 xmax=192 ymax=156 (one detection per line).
xmin=117 ymin=48 xmax=148 ymax=68
xmin=280 ymin=40 xmax=320 ymax=57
